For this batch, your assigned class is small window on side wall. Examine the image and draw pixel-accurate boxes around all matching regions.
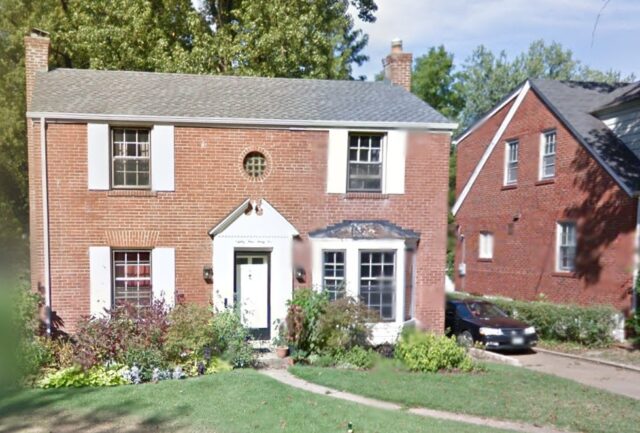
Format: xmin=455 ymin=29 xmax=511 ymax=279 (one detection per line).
xmin=478 ymin=232 xmax=494 ymax=260
xmin=540 ymin=131 xmax=556 ymax=179
xmin=556 ymin=222 xmax=576 ymax=272
xmin=505 ymin=140 xmax=519 ymax=185
xmin=347 ymin=134 xmax=383 ymax=192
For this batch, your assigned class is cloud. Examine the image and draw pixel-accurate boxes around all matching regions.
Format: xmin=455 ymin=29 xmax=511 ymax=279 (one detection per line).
xmin=355 ymin=0 xmax=640 ymax=79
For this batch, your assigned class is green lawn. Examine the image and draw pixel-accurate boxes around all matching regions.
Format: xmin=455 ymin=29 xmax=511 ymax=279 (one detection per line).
xmin=0 ymin=370 xmax=517 ymax=433
xmin=290 ymin=361 xmax=640 ymax=433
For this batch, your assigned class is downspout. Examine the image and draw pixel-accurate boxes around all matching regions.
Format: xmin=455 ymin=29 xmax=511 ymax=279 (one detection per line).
xmin=633 ymin=197 xmax=640 ymax=313
xmin=40 ymin=117 xmax=52 ymax=335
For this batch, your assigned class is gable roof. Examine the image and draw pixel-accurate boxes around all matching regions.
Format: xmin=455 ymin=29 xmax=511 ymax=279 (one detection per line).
xmin=453 ymin=78 xmax=640 ymax=215
xmin=28 ymin=68 xmax=456 ymax=129
xmin=309 ymin=220 xmax=419 ymax=240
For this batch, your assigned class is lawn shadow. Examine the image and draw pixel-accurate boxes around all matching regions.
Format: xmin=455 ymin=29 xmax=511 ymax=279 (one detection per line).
xmin=0 ymin=385 xmax=188 ymax=433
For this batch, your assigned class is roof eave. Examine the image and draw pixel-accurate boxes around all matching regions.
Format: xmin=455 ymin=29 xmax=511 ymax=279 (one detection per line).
xmin=26 ymin=111 xmax=458 ymax=131
xmin=528 ymin=80 xmax=636 ymax=197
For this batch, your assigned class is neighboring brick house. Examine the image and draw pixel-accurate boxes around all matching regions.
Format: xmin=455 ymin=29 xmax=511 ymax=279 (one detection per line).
xmin=25 ymin=31 xmax=456 ymax=340
xmin=453 ymin=78 xmax=640 ymax=314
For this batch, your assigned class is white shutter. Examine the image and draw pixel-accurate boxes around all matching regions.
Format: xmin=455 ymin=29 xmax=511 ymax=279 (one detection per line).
xmin=151 ymin=125 xmax=175 ymax=191
xmin=152 ymin=247 xmax=176 ymax=307
xmin=326 ymin=129 xmax=348 ymax=193
xmin=385 ymin=130 xmax=407 ymax=194
xmin=89 ymin=246 xmax=111 ymax=317
xmin=87 ymin=123 xmax=110 ymax=190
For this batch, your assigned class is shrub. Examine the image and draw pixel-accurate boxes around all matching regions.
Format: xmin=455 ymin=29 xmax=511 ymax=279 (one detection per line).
xmin=39 ymin=364 xmax=128 ymax=388
xmin=285 ymin=288 xmax=328 ymax=353
xmin=74 ymin=300 xmax=169 ymax=368
xmin=123 ymin=346 xmax=166 ymax=381
xmin=0 ymin=281 xmax=50 ymax=385
xmin=164 ymin=304 xmax=214 ymax=362
xmin=487 ymin=298 xmax=617 ymax=347
xmin=395 ymin=329 xmax=474 ymax=373
xmin=211 ymin=309 xmax=255 ymax=368
xmin=335 ymin=346 xmax=377 ymax=369
xmin=315 ymin=297 xmax=372 ymax=354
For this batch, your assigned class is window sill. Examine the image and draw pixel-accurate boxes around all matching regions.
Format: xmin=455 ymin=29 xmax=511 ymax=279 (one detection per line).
xmin=343 ymin=192 xmax=389 ymax=200
xmin=552 ymin=271 xmax=577 ymax=279
xmin=501 ymin=184 xmax=517 ymax=191
xmin=477 ymin=258 xmax=493 ymax=263
xmin=535 ymin=178 xmax=555 ymax=186
xmin=107 ymin=189 xmax=158 ymax=197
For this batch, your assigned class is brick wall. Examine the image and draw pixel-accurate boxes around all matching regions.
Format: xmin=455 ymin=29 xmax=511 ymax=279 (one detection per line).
xmin=455 ymin=99 xmax=514 ymax=197
xmin=454 ymin=89 xmax=636 ymax=312
xmin=29 ymin=123 xmax=451 ymax=331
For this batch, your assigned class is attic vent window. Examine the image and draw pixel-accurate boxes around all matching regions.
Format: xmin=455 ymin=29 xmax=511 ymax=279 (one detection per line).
xmin=243 ymin=152 xmax=267 ymax=178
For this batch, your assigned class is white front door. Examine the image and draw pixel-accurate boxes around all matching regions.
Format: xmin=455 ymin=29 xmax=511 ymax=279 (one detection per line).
xmin=235 ymin=254 xmax=270 ymax=339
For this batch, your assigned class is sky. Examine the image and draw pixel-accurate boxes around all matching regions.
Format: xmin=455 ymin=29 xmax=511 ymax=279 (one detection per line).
xmin=352 ymin=0 xmax=640 ymax=80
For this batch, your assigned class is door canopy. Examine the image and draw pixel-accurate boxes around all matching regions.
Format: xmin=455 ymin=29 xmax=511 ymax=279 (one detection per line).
xmin=209 ymin=199 xmax=299 ymax=239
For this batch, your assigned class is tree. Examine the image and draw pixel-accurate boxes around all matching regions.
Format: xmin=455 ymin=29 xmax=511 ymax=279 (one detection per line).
xmin=206 ymin=0 xmax=375 ymax=78
xmin=457 ymin=40 xmax=635 ymax=128
xmin=214 ymin=1 xmax=364 ymax=79
xmin=411 ymin=46 xmax=463 ymax=120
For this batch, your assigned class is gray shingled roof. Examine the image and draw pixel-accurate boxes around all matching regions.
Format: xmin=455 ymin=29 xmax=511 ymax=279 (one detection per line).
xmin=29 ymin=68 xmax=452 ymax=126
xmin=309 ymin=220 xmax=419 ymax=240
xmin=530 ymin=79 xmax=640 ymax=194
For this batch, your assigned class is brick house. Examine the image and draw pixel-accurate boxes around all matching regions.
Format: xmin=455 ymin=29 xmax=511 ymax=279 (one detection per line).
xmin=25 ymin=31 xmax=456 ymax=341
xmin=453 ymin=78 xmax=640 ymax=314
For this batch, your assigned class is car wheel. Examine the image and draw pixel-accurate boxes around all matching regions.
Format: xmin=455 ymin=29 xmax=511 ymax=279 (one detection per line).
xmin=457 ymin=330 xmax=474 ymax=348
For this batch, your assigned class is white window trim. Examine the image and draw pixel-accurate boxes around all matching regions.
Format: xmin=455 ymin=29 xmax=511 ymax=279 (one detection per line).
xmin=539 ymin=130 xmax=557 ymax=180
xmin=110 ymin=127 xmax=152 ymax=190
xmin=555 ymin=221 xmax=577 ymax=273
xmin=504 ymin=139 xmax=519 ymax=186
xmin=346 ymin=132 xmax=386 ymax=193
xmin=310 ymin=238 xmax=406 ymax=325
xmin=478 ymin=232 xmax=494 ymax=260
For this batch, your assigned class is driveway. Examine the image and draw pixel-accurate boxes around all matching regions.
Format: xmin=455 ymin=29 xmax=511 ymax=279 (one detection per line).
xmin=507 ymin=350 xmax=640 ymax=400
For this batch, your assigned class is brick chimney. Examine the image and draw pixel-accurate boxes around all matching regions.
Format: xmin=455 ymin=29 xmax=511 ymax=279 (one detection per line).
xmin=24 ymin=28 xmax=50 ymax=111
xmin=383 ymin=38 xmax=412 ymax=92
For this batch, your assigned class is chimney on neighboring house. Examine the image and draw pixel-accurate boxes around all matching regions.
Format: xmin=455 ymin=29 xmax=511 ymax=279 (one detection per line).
xmin=24 ymin=28 xmax=50 ymax=111
xmin=383 ymin=38 xmax=412 ymax=92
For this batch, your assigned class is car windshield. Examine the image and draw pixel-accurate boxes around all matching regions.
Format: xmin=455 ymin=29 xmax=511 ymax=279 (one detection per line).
xmin=466 ymin=301 xmax=507 ymax=319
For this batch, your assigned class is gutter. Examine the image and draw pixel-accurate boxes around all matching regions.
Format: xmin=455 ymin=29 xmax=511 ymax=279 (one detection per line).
xmin=39 ymin=117 xmax=52 ymax=335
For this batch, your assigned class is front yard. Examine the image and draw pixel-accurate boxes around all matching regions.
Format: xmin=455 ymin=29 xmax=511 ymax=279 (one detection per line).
xmin=0 ymin=370 xmax=518 ymax=433
xmin=290 ymin=360 xmax=640 ymax=433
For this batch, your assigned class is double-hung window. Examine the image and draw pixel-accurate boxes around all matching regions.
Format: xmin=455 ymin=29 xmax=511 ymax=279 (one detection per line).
xmin=322 ymin=251 xmax=346 ymax=301
xmin=557 ymin=222 xmax=576 ymax=272
xmin=478 ymin=232 xmax=494 ymax=260
xmin=505 ymin=140 xmax=519 ymax=185
xmin=112 ymin=128 xmax=150 ymax=188
xmin=113 ymin=251 xmax=152 ymax=308
xmin=348 ymin=134 xmax=383 ymax=192
xmin=541 ymin=131 xmax=556 ymax=179
xmin=359 ymin=251 xmax=395 ymax=321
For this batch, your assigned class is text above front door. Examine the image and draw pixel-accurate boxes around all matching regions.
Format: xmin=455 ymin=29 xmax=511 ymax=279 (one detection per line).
xmin=235 ymin=254 xmax=270 ymax=339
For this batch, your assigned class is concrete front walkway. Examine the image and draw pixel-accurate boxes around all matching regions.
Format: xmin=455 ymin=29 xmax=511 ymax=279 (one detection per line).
xmin=260 ymin=369 xmax=570 ymax=433
xmin=509 ymin=350 xmax=640 ymax=400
